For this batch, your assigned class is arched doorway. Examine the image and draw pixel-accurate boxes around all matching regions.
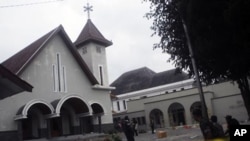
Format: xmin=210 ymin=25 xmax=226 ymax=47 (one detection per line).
xmin=168 ymin=102 xmax=186 ymax=126
xmin=91 ymin=103 xmax=104 ymax=133
xmin=15 ymin=100 xmax=54 ymax=140
xmin=190 ymin=101 xmax=201 ymax=123
xmin=52 ymin=95 xmax=91 ymax=136
xmin=149 ymin=109 xmax=164 ymax=128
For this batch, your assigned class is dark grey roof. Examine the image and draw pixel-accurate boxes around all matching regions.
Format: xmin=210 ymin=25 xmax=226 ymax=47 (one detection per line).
xmin=110 ymin=67 xmax=189 ymax=95
xmin=0 ymin=64 xmax=33 ymax=100
xmin=110 ymin=67 xmax=156 ymax=95
xmin=150 ymin=69 xmax=189 ymax=87
xmin=74 ymin=19 xmax=112 ymax=47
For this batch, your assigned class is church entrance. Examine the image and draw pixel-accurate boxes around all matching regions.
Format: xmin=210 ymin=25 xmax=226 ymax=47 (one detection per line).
xmin=51 ymin=95 xmax=92 ymax=136
xmin=91 ymin=103 xmax=105 ymax=133
xmin=50 ymin=117 xmax=61 ymax=137
xmin=149 ymin=109 xmax=164 ymax=128
xmin=22 ymin=111 xmax=40 ymax=140
xmin=50 ymin=106 xmax=74 ymax=137
xmin=16 ymin=101 xmax=54 ymax=140
xmin=168 ymin=102 xmax=186 ymax=126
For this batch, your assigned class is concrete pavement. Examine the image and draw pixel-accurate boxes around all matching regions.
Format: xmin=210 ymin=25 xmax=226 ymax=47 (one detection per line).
xmin=118 ymin=126 xmax=205 ymax=141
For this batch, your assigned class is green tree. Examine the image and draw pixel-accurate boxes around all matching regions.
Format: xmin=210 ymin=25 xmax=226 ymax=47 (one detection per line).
xmin=145 ymin=0 xmax=250 ymax=119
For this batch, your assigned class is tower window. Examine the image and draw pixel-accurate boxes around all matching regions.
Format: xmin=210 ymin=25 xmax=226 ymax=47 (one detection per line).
xmin=99 ymin=66 xmax=104 ymax=85
xmin=96 ymin=46 xmax=101 ymax=53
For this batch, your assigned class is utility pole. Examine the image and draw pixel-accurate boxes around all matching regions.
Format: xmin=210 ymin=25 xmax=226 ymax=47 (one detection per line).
xmin=182 ymin=19 xmax=209 ymax=120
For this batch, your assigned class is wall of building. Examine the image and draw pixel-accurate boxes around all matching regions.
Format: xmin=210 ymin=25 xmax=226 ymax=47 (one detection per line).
xmin=78 ymin=42 xmax=109 ymax=86
xmin=0 ymin=35 xmax=113 ymax=133
xmin=122 ymin=81 xmax=248 ymax=131
xmin=112 ymin=99 xmax=127 ymax=112
xmin=212 ymin=94 xmax=247 ymax=123
xmin=143 ymin=92 xmax=213 ymax=127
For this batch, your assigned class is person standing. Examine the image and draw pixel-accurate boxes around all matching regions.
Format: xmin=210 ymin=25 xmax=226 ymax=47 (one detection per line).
xmin=150 ymin=119 xmax=155 ymax=134
xmin=192 ymin=109 xmax=214 ymax=140
xmin=122 ymin=116 xmax=134 ymax=141
xmin=210 ymin=115 xmax=225 ymax=138
xmin=132 ymin=119 xmax=138 ymax=136
xmin=224 ymin=115 xmax=240 ymax=136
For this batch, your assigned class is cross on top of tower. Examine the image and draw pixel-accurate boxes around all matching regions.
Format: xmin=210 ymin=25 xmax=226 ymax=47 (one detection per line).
xmin=84 ymin=3 xmax=93 ymax=19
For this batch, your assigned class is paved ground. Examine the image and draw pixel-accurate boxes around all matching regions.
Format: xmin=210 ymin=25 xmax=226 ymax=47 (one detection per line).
xmin=62 ymin=121 xmax=249 ymax=141
xmin=117 ymin=126 xmax=205 ymax=141
xmin=29 ymin=122 xmax=250 ymax=141
xmin=25 ymin=127 xmax=205 ymax=141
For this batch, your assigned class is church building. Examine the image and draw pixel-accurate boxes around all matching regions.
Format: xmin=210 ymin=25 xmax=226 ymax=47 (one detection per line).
xmin=0 ymin=13 xmax=114 ymax=141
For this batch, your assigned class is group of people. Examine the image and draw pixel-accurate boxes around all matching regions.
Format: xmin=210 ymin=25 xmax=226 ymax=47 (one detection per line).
xmin=115 ymin=116 xmax=138 ymax=141
xmin=116 ymin=110 xmax=239 ymax=141
xmin=192 ymin=109 xmax=240 ymax=140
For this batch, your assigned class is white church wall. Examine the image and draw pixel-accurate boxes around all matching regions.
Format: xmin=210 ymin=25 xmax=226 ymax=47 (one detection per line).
xmin=0 ymin=35 xmax=113 ymax=132
xmin=78 ymin=44 xmax=93 ymax=73
xmin=78 ymin=42 xmax=109 ymax=86
xmin=0 ymin=93 xmax=29 ymax=131
xmin=88 ymin=99 xmax=113 ymax=125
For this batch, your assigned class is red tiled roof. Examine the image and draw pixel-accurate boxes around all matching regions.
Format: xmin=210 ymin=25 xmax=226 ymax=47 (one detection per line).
xmin=2 ymin=25 xmax=99 ymax=85
xmin=74 ymin=19 xmax=112 ymax=47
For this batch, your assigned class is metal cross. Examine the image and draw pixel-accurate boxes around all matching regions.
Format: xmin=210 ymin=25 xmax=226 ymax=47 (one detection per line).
xmin=84 ymin=3 xmax=93 ymax=19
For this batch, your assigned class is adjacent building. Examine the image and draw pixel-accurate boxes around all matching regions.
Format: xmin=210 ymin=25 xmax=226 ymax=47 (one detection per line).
xmin=111 ymin=67 xmax=248 ymax=131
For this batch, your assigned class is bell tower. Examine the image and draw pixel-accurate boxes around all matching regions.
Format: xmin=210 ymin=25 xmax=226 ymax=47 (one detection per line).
xmin=74 ymin=3 xmax=112 ymax=86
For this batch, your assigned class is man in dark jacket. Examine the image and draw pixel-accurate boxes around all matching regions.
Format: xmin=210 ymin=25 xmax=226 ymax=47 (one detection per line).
xmin=224 ymin=115 xmax=240 ymax=136
xmin=122 ymin=116 xmax=134 ymax=141
xmin=192 ymin=109 xmax=214 ymax=140
xmin=210 ymin=115 xmax=225 ymax=138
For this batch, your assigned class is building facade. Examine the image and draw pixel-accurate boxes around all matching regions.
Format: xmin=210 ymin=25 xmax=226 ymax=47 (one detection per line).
xmin=111 ymin=67 xmax=248 ymax=132
xmin=0 ymin=19 xmax=114 ymax=141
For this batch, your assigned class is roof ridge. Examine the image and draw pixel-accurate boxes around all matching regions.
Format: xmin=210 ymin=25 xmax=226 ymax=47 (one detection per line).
xmin=2 ymin=25 xmax=99 ymax=85
xmin=16 ymin=26 xmax=61 ymax=74
xmin=2 ymin=26 xmax=60 ymax=74
xmin=124 ymin=67 xmax=155 ymax=74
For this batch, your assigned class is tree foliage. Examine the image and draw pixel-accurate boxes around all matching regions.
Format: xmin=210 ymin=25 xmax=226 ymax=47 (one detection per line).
xmin=145 ymin=0 xmax=250 ymax=118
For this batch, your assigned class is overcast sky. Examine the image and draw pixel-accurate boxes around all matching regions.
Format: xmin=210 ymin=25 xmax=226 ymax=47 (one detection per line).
xmin=0 ymin=0 xmax=175 ymax=83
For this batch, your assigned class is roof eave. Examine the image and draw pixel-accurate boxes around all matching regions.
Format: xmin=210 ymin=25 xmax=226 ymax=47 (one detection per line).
xmin=75 ymin=38 xmax=113 ymax=48
xmin=0 ymin=65 xmax=33 ymax=92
